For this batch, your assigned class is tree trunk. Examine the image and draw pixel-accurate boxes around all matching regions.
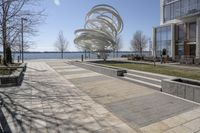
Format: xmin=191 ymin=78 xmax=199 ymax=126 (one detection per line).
xmin=2 ymin=9 xmax=7 ymax=65
xmin=6 ymin=46 xmax=12 ymax=64
xmin=140 ymin=47 xmax=142 ymax=57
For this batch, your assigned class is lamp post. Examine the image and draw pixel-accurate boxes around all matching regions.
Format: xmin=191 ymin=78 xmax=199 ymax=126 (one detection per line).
xmin=21 ymin=18 xmax=27 ymax=63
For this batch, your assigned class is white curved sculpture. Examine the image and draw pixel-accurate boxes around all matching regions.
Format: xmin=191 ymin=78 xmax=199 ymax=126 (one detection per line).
xmin=74 ymin=4 xmax=123 ymax=58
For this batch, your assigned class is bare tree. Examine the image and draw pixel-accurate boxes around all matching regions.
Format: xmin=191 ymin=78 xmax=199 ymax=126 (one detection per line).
xmin=54 ymin=31 xmax=69 ymax=59
xmin=11 ymin=35 xmax=32 ymax=53
xmin=130 ymin=31 xmax=148 ymax=56
xmin=0 ymin=0 xmax=44 ymax=64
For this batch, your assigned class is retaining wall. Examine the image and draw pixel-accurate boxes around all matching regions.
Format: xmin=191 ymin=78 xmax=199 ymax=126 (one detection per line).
xmin=162 ymin=78 xmax=200 ymax=103
xmin=69 ymin=61 xmax=127 ymax=77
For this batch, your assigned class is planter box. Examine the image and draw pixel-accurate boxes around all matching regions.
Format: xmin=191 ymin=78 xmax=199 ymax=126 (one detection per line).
xmin=162 ymin=78 xmax=200 ymax=103
xmin=195 ymin=58 xmax=200 ymax=65
xmin=0 ymin=63 xmax=27 ymax=87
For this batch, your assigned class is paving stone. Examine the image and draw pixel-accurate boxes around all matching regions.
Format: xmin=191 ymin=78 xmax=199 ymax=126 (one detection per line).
xmin=178 ymin=108 xmax=200 ymax=121
xmin=183 ymin=118 xmax=200 ymax=132
xmin=58 ymin=70 xmax=92 ymax=75
xmin=163 ymin=126 xmax=194 ymax=133
xmin=140 ymin=122 xmax=169 ymax=133
xmin=64 ymin=72 xmax=102 ymax=79
xmin=162 ymin=116 xmax=187 ymax=128
xmin=0 ymin=61 xmax=138 ymax=133
xmin=107 ymin=93 xmax=197 ymax=127
xmin=69 ymin=75 xmax=111 ymax=85
xmin=94 ymin=127 xmax=119 ymax=133
xmin=114 ymin=123 xmax=138 ymax=133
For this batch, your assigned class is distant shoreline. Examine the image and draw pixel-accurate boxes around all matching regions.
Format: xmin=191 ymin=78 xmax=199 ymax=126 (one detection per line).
xmin=0 ymin=51 xmax=150 ymax=54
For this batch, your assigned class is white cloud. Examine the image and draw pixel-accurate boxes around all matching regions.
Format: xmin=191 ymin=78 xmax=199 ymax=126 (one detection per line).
xmin=54 ymin=0 xmax=60 ymax=6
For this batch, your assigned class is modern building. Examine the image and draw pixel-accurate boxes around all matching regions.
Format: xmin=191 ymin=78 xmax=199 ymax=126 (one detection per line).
xmin=152 ymin=0 xmax=200 ymax=62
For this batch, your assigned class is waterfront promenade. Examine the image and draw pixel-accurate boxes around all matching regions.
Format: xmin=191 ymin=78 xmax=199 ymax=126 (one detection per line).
xmin=0 ymin=60 xmax=200 ymax=133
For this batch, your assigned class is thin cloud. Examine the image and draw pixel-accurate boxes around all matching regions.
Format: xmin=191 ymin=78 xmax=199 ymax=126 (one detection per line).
xmin=54 ymin=0 xmax=60 ymax=6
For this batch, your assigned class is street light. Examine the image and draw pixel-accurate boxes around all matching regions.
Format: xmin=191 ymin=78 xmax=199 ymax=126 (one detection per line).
xmin=21 ymin=18 xmax=27 ymax=63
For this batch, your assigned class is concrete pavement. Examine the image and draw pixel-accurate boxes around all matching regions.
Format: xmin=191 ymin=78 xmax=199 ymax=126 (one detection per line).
xmin=0 ymin=61 xmax=136 ymax=133
xmin=60 ymin=60 xmax=200 ymax=133
xmin=0 ymin=60 xmax=200 ymax=133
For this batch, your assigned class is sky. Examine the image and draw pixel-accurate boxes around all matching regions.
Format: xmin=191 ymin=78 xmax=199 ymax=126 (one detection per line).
xmin=32 ymin=0 xmax=160 ymax=52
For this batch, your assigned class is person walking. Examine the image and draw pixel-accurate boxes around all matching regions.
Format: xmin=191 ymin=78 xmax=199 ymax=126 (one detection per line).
xmin=160 ymin=50 xmax=163 ymax=64
xmin=162 ymin=48 xmax=167 ymax=64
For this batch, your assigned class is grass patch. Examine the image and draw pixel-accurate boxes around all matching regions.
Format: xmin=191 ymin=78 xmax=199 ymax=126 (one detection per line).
xmin=0 ymin=68 xmax=16 ymax=75
xmin=98 ymin=62 xmax=200 ymax=80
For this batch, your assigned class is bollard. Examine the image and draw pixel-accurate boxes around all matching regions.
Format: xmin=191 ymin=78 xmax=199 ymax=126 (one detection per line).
xmin=85 ymin=50 xmax=86 ymax=59
xmin=18 ymin=56 xmax=20 ymax=63
xmin=81 ymin=55 xmax=84 ymax=62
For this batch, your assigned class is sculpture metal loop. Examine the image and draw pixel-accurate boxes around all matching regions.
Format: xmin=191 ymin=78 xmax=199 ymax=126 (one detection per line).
xmin=74 ymin=4 xmax=123 ymax=52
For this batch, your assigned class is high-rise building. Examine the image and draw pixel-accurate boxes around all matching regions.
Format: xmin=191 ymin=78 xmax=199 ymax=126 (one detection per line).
xmin=152 ymin=0 xmax=200 ymax=63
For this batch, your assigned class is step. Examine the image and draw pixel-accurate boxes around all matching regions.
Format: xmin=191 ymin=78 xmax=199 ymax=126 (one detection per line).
xmin=122 ymin=76 xmax=161 ymax=91
xmin=127 ymin=70 xmax=174 ymax=80
xmin=125 ymin=73 xmax=161 ymax=86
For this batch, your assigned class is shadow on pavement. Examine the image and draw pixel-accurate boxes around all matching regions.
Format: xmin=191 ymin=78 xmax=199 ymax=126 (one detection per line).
xmin=0 ymin=79 xmax=101 ymax=133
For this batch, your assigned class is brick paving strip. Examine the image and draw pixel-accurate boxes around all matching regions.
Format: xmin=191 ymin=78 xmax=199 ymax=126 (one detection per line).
xmin=0 ymin=61 xmax=137 ymax=133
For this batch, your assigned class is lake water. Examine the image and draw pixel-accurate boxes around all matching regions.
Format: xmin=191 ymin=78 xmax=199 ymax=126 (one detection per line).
xmin=10 ymin=51 xmax=150 ymax=60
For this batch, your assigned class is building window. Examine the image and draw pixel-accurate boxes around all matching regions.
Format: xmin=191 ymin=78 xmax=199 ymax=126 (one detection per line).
xmin=198 ymin=0 xmax=200 ymax=10
xmin=174 ymin=1 xmax=181 ymax=18
xmin=189 ymin=22 xmax=196 ymax=42
xmin=164 ymin=5 xmax=171 ymax=21
xmin=179 ymin=26 xmax=185 ymax=41
xmin=189 ymin=0 xmax=197 ymax=11
xmin=176 ymin=24 xmax=185 ymax=42
xmin=180 ymin=0 xmax=189 ymax=16
xmin=170 ymin=3 xmax=175 ymax=19
xmin=167 ymin=26 xmax=171 ymax=40
xmin=164 ymin=0 xmax=200 ymax=22
xmin=177 ymin=45 xmax=184 ymax=56
xmin=155 ymin=25 xmax=172 ymax=57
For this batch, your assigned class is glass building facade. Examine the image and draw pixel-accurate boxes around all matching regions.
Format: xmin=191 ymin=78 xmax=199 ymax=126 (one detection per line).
xmin=152 ymin=0 xmax=200 ymax=60
xmin=153 ymin=0 xmax=200 ymax=61
xmin=174 ymin=22 xmax=197 ymax=58
xmin=155 ymin=25 xmax=172 ymax=57
xmin=164 ymin=0 xmax=200 ymax=22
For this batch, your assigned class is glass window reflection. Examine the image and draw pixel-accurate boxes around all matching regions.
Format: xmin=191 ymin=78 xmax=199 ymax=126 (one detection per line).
xmin=189 ymin=22 xmax=196 ymax=42
xmin=155 ymin=25 xmax=172 ymax=57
